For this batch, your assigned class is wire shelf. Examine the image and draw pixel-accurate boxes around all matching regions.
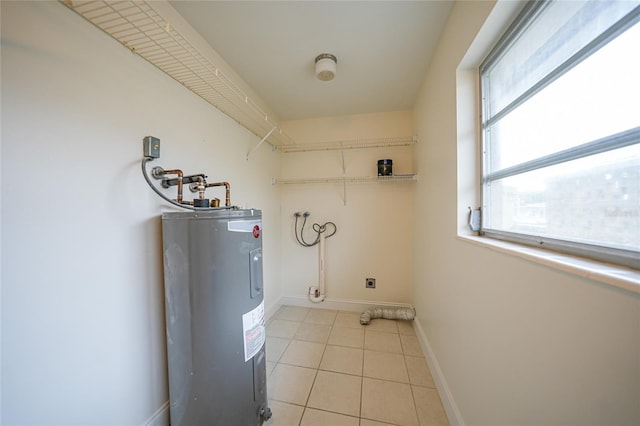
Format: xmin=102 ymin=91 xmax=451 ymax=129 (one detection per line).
xmin=275 ymin=174 xmax=418 ymax=185
xmin=277 ymin=136 xmax=417 ymax=153
xmin=61 ymin=0 xmax=295 ymax=147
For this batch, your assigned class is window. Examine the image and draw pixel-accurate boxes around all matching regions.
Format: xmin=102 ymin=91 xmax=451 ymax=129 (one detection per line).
xmin=480 ymin=0 xmax=640 ymax=268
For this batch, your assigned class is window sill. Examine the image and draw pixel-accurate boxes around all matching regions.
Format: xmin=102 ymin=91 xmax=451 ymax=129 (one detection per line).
xmin=457 ymin=234 xmax=640 ymax=295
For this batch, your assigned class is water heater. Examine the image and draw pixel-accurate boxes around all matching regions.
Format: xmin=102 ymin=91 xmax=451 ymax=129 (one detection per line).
xmin=161 ymin=209 xmax=270 ymax=425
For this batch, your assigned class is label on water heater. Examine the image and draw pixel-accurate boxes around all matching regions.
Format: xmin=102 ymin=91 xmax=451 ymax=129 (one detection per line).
xmin=242 ymin=301 xmax=265 ymax=362
xmin=228 ymin=219 xmax=262 ymax=233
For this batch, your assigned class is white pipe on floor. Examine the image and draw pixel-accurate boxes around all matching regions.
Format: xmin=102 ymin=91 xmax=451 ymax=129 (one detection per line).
xmin=308 ymin=231 xmax=326 ymax=303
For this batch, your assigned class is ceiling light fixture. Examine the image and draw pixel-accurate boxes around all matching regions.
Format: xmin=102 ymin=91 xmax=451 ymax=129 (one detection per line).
xmin=315 ymin=53 xmax=337 ymax=81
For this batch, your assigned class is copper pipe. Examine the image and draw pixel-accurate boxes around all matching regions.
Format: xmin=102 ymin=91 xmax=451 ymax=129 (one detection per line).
xmin=162 ymin=169 xmax=184 ymax=202
xmin=206 ymin=181 xmax=231 ymax=206
xmin=196 ymin=176 xmax=206 ymax=200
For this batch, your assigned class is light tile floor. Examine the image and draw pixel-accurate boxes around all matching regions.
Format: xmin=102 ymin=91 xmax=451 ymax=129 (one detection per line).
xmin=265 ymin=305 xmax=449 ymax=426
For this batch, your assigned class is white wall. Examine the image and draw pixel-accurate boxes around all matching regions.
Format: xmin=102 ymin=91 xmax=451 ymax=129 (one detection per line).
xmin=413 ymin=2 xmax=640 ymax=425
xmin=0 ymin=2 xmax=281 ymax=424
xmin=279 ymin=111 xmax=415 ymax=305
xmin=4 ymin=2 xmax=638 ymax=425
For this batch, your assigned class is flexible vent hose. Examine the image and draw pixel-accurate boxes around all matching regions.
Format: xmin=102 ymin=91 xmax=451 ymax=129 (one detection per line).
xmin=360 ymin=307 xmax=416 ymax=325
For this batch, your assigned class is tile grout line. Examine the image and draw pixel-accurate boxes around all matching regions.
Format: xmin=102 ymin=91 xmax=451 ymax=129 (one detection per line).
xmin=359 ymin=325 xmax=365 ymax=423
xmin=269 ymin=306 xmax=439 ymax=425
xmin=300 ymin=315 xmax=332 ymax=424
xmin=402 ymin=334 xmax=422 ymax=426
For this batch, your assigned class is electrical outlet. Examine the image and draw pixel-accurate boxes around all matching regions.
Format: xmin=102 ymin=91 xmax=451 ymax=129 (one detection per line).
xmin=365 ymin=278 xmax=376 ymax=288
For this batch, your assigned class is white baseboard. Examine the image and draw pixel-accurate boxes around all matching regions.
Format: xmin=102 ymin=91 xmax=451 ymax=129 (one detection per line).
xmin=274 ymin=294 xmax=413 ymax=315
xmin=413 ymin=318 xmax=465 ymax=426
xmin=265 ymin=297 xmax=284 ymax=322
xmin=143 ymin=400 xmax=169 ymax=426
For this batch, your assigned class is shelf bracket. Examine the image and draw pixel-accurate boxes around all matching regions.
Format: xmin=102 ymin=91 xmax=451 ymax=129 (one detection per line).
xmin=340 ymin=142 xmax=347 ymax=205
xmin=246 ymin=126 xmax=277 ymax=161
xmin=343 ymin=180 xmax=347 ymax=206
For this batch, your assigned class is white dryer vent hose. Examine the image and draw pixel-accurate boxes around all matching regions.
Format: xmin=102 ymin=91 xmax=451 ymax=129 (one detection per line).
xmin=360 ymin=307 xmax=416 ymax=325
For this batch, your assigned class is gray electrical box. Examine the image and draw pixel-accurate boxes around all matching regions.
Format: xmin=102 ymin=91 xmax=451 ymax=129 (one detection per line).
xmin=162 ymin=209 xmax=270 ymax=425
xmin=143 ymin=136 xmax=160 ymax=158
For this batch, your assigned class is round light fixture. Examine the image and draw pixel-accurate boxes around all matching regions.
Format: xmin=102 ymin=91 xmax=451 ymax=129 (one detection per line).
xmin=315 ymin=53 xmax=337 ymax=81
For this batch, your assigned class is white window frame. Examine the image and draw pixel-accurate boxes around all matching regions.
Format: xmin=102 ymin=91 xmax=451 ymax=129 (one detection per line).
xmin=479 ymin=0 xmax=640 ymax=269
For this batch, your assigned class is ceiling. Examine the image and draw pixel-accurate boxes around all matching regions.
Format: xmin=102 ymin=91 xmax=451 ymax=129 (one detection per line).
xmin=169 ymin=1 xmax=453 ymax=122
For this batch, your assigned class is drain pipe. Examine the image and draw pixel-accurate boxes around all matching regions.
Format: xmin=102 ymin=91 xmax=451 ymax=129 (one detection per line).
xmin=308 ymin=231 xmax=326 ymax=303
